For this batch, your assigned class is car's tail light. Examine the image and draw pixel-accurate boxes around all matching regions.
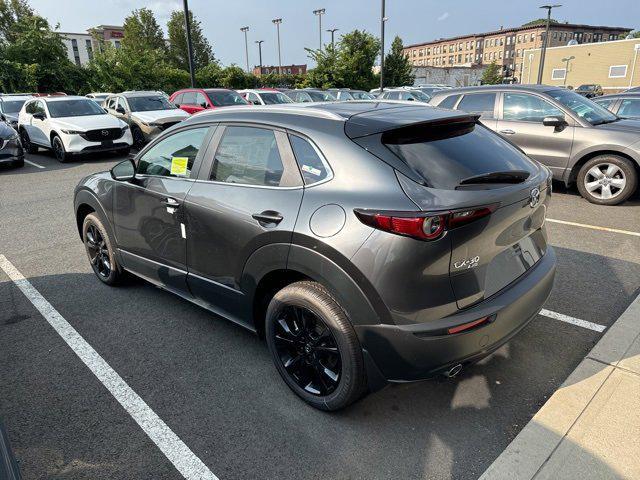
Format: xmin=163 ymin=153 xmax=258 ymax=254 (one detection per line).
xmin=447 ymin=315 xmax=493 ymax=334
xmin=354 ymin=204 xmax=497 ymax=241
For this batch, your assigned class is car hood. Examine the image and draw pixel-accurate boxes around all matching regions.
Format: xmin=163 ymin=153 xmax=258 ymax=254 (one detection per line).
xmin=592 ymin=118 xmax=640 ymax=134
xmin=54 ymin=114 xmax=125 ymax=131
xmin=131 ymin=110 xmax=189 ymax=124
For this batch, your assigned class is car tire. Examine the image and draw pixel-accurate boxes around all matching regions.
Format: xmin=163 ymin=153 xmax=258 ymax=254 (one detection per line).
xmin=131 ymin=126 xmax=145 ymax=149
xmin=265 ymin=281 xmax=367 ymax=411
xmin=20 ymin=129 xmax=38 ymax=154
xmin=82 ymin=213 xmax=123 ymax=286
xmin=51 ymin=134 xmax=71 ymax=163
xmin=577 ymin=155 xmax=637 ymax=205
xmin=118 ymin=147 xmax=131 ymax=156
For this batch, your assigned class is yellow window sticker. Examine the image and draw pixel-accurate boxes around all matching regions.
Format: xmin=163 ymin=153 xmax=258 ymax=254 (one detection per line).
xmin=170 ymin=157 xmax=188 ymax=176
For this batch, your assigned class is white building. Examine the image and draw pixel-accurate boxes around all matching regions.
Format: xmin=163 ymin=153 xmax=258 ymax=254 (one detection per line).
xmin=58 ymin=25 xmax=125 ymax=66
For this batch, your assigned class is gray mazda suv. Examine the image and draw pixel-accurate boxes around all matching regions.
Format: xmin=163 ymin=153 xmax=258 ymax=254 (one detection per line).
xmin=74 ymin=102 xmax=556 ymax=410
xmin=430 ymin=85 xmax=640 ymax=205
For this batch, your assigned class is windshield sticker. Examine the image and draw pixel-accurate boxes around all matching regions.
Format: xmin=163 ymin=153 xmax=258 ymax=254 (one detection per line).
xmin=301 ymin=164 xmax=322 ymax=176
xmin=170 ymin=157 xmax=188 ymax=176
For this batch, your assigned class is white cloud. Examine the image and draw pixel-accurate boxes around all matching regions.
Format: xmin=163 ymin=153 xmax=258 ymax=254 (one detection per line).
xmin=437 ymin=12 xmax=450 ymax=21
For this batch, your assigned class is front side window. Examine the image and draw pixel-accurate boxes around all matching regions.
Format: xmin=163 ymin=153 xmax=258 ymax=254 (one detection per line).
xmin=289 ymin=134 xmax=330 ymax=185
xmin=128 ymin=95 xmax=176 ymax=112
xmin=137 ymin=128 xmax=208 ymax=177
xmin=503 ymin=93 xmax=563 ymax=122
xmin=457 ymin=93 xmax=496 ymax=118
xmin=547 ymin=89 xmax=617 ymax=125
xmin=47 ymin=99 xmax=106 ymax=118
xmin=181 ymin=91 xmax=197 ymax=104
xmin=195 ymin=92 xmax=208 ymax=107
xmin=210 ymin=126 xmax=284 ymax=187
xmin=618 ymin=99 xmax=640 ymax=118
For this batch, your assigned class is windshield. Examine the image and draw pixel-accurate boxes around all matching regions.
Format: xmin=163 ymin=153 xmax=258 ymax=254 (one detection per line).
xmin=205 ymin=90 xmax=248 ymax=107
xmin=128 ymin=96 xmax=176 ymax=112
xmin=259 ymin=92 xmax=293 ymax=104
xmin=547 ymin=89 xmax=617 ymax=125
xmin=47 ymin=99 xmax=106 ymax=118
xmin=307 ymin=90 xmax=336 ymax=102
xmin=0 ymin=99 xmax=27 ymax=114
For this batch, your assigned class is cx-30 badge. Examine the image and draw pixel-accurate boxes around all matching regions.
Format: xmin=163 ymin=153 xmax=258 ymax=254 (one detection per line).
xmin=529 ymin=187 xmax=540 ymax=208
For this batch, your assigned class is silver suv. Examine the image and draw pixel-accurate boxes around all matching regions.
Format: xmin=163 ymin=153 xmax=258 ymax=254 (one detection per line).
xmin=430 ymin=85 xmax=640 ymax=205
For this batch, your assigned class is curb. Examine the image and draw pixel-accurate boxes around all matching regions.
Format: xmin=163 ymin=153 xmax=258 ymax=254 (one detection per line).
xmin=479 ymin=292 xmax=640 ymax=480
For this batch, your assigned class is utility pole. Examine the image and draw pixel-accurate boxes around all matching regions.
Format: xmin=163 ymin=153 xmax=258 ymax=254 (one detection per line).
xmin=240 ymin=26 xmax=250 ymax=73
xmin=562 ymin=55 xmax=574 ymax=86
xmin=379 ymin=0 xmax=387 ymax=92
xmin=183 ymin=0 xmax=196 ymax=87
xmin=255 ymin=40 xmax=264 ymax=76
xmin=327 ymin=28 xmax=338 ymax=49
xmin=272 ymin=18 xmax=283 ymax=75
xmin=313 ymin=8 xmax=325 ymax=50
xmin=537 ymin=4 xmax=561 ymax=84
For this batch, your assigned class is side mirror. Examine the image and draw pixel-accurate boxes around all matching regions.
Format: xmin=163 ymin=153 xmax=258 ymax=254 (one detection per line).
xmin=110 ymin=159 xmax=136 ymax=181
xmin=200 ymin=102 xmax=208 ymax=108
xmin=116 ymin=106 xmax=126 ymax=114
xmin=252 ymin=100 xmax=261 ymax=105
xmin=542 ymin=115 xmax=567 ymax=129
xmin=407 ymin=97 xmax=415 ymax=101
xmin=33 ymin=112 xmax=45 ymax=120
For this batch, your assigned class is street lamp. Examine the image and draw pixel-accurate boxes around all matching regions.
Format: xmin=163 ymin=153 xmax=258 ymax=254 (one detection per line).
xmin=240 ymin=26 xmax=250 ymax=73
xmin=326 ymin=28 xmax=339 ymax=49
xmin=561 ymin=55 xmax=574 ymax=86
xmin=255 ymin=40 xmax=264 ymax=75
xmin=182 ymin=0 xmax=196 ymax=87
xmin=536 ymin=4 xmax=561 ymax=84
xmin=272 ymin=18 xmax=283 ymax=75
xmin=313 ymin=8 xmax=325 ymax=50
xmin=379 ymin=0 xmax=387 ymax=92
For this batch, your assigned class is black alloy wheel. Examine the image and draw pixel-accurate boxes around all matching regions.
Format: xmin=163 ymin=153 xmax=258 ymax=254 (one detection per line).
xmin=52 ymin=135 xmax=69 ymax=162
xmin=20 ymin=129 xmax=37 ymax=154
xmin=273 ymin=305 xmax=342 ymax=396
xmin=131 ymin=126 xmax=145 ymax=149
xmin=86 ymin=223 xmax=112 ymax=278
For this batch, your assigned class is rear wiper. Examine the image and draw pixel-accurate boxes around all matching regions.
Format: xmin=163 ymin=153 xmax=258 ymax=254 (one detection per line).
xmin=459 ymin=170 xmax=530 ymax=185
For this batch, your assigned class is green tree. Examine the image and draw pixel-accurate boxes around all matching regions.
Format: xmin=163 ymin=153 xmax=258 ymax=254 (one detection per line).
xmin=0 ymin=0 xmax=33 ymax=44
xmin=335 ymin=30 xmax=380 ymax=90
xmin=382 ymin=36 xmax=414 ymax=87
xmin=305 ymin=43 xmax=339 ymax=88
xmin=122 ymin=8 xmax=166 ymax=53
xmin=195 ymin=62 xmax=222 ymax=87
xmin=167 ymin=10 xmax=213 ymax=71
xmin=481 ymin=61 xmax=502 ymax=85
xmin=219 ymin=65 xmax=248 ymax=89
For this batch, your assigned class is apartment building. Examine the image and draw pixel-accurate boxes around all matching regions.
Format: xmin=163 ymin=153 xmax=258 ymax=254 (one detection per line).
xmin=403 ymin=22 xmax=632 ymax=81
xmin=59 ymin=25 xmax=125 ymax=66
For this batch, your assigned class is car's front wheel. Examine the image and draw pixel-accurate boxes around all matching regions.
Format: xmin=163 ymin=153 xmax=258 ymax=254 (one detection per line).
xmin=20 ymin=129 xmax=38 ymax=154
xmin=577 ymin=155 xmax=637 ymax=205
xmin=82 ymin=213 xmax=122 ymax=285
xmin=131 ymin=126 xmax=145 ymax=150
xmin=265 ymin=281 xmax=367 ymax=411
xmin=52 ymin=134 xmax=71 ymax=163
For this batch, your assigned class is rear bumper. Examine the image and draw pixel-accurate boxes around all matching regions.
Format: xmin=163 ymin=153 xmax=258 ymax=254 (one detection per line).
xmin=356 ymin=247 xmax=556 ymax=383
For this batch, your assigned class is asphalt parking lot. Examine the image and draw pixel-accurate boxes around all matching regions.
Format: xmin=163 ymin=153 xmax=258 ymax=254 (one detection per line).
xmin=1 ymin=152 xmax=640 ymax=480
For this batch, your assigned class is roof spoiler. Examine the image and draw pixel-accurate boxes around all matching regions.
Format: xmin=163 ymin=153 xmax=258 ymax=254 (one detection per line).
xmin=380 ymin=114 xmax=480 ymax=145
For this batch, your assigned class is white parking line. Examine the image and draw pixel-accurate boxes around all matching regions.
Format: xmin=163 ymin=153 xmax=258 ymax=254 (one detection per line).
xmin=539 ymin=308 xmax=606 ymax=332
xmin=547 ymin=218 xmax=640 ymax=238
xmin=0 ymin=255 xmax=218 ymax=480
xmin=24 ymin=159 xmax=45 ymax=169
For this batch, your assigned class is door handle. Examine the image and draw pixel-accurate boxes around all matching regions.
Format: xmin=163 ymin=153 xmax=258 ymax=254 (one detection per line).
xmin=252 ymin=211 xmax=283 ymax=225
xmin=499 ymin=129 xmax=516 ymax=135
xmin=163 ymin=197 xmax=180 ymax=207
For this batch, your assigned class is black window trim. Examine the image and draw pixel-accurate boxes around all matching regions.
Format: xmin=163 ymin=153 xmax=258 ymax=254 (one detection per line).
xmin=195 ymin=122 xmax=304 ymax=190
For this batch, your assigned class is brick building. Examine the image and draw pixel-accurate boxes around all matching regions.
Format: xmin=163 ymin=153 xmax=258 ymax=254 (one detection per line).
xmin=403 ymin=22 xmax=632 ymax=82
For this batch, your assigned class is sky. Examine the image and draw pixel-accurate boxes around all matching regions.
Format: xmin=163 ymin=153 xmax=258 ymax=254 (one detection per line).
xmin=29 ymin=0 xmax=638 ymax=68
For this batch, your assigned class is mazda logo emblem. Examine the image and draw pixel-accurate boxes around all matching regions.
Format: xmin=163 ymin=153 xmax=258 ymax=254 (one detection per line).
xmin=101 ymin=130 xmax=109 ymax=137
xmin=529 ymin=187 xmax=540 ymax=208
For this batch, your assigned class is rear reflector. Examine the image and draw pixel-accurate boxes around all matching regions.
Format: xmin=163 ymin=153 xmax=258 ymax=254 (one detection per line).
xmin=354 ymin=204 xmax=497 ymax=241
xmin=447 ymin=315 xmax=492 ymax=335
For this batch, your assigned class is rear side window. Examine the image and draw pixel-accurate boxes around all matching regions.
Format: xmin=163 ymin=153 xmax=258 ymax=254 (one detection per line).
xmin=210 ymin=126 xmax=284 ymax=186
xmin=437 ymin=94 xmax=460 ymax=109
xmin=457 ymin=93 xmax=496 ymax=118
xmin=383 ymin=122 xmax=536 ymax=190
xmin=289 ymin=135 xmax=330 ymax=185
xmin=618 ymin=99 xmax=640 ymax=118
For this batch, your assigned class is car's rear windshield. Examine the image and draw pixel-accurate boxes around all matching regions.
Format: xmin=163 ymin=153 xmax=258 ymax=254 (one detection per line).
xmin=47 ymin=99 xmax=106 ymax=118
xmin=383 ymin=121 xmax=537 ymax=190
xmin=128 ymin=95 xmax=176 ymax=112
xmin=1 ymin=99 xmax=27 ymax=114
xmin=205 ymin=90 xmax=248 ymax=106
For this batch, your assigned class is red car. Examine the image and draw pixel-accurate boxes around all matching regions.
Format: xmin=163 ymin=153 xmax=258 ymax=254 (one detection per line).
xmin=169 ymin=88 xmax=248 ymax=114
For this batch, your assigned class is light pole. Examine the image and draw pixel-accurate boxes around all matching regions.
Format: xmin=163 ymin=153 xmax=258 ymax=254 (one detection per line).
xmin=379 ymin=0 xmax=387 ymax=92
xmin=561 ymin=55 xmax=574 ymax=86
xmin=272 ymin=18 xmax=283 ymax=75
xmin=536 ymin=4 xmax=561 ymax=84
xmin=240 ymin=26 xmax=250 ymax=73
xmin=182 ymin=0 xmax=196 ymax=87
xmin=313 ymin=8 xmax=325 ymax=50
xmin=255 ymin=40 xmax=264 ymax=75
xmin=326 ymin=28 xmax=338 ymax=49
